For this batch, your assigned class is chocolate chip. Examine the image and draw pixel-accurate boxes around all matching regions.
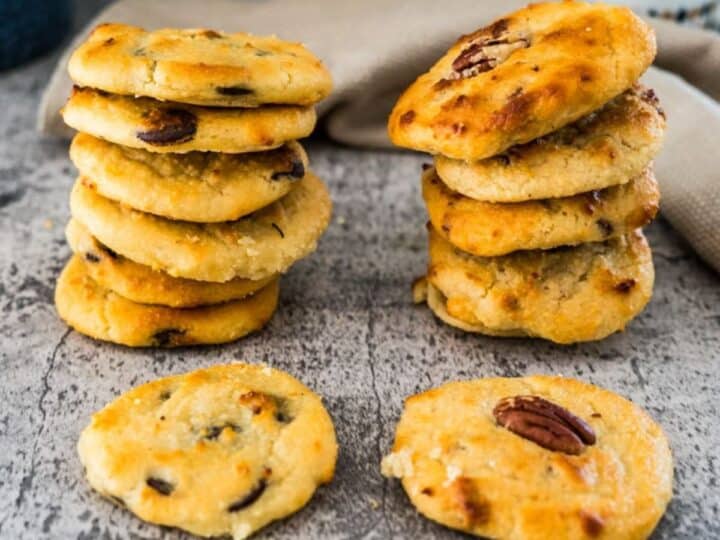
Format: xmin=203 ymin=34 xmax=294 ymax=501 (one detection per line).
xmin=84 ymin=252 xmax=100 ymax=263
xmin=204 ymin=423 xmax=239 ymax=440
xmin=227 ymin=479 xmax=267 ymax=512
xmin=103 ymin=37 xmax=115 ymax=46
xmin=580 ymin=510 xmax=605 ymax=537
xmin=596 ymin=219 xmax=613 ymax=237
xmin=270 ymin=159 xmax=305 ymax=181
xmin=615 ymin=279 xmax=636 ymax=293
xmin=159 ymin=390 xmax=172 ymax=401
xmin=399 ymin=110 xmax=416 ymax=125
xmin=146 ymin=477 xmax=174 ymax=496
xmin=216 ymin=86 xmax=254 ymax=96
xmin=137 ymin=109 xmax=197 ymax=146
xmin=152 ymin=328 xmax=186 ymax=347
xmin=271 ymin=223 xmax=285 ymax=238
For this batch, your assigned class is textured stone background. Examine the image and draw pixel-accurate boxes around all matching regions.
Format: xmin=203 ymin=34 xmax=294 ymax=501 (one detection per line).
xmin=1 ymin=4 xmax=719 ymax=540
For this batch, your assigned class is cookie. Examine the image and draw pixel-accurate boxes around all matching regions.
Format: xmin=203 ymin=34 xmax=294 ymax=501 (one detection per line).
xmin=388 ymin=2 xmax=655 ymax=160
xmin=68 ymin=23 xmax=332 ymax=107
xmin=61 ymin=87 xmax=316 ymax=154
xmin=434 ymin=86 xmax=666 ymax=201
xmin=70 ymin=133 xmax=308 ymax=222
xmin=423 ymin=228 xmax=654 ymax=343
xmin=381 ymin=375 xmax=673 ymax=539
xmin=70 ymin=172 xmax=332 ymax=282
xmin=55 ymin=256 xmax=279 ymax=347
xmin=423 ymin=166 xmax=659 ymax=257
xmin=66 ymin=220 xmax=275 ymax=308
xmin=78 ymin=363 xmax=337 ymax=538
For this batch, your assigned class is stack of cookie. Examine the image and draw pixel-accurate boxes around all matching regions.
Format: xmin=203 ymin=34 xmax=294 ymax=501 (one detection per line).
xmin=54 ymin=24 xmax=333 ymax=347
xmin=388 ymin=2 xmax=666 ymax=343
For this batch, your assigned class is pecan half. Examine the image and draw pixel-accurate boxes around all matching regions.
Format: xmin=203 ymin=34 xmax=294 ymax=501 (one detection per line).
xmin=449 ymin=25 xmax=530 ymax=80
xmin=493 ymin=395 xmax=596 ymax=455
xmin=137 ymin=109 xmax=197 ymax=145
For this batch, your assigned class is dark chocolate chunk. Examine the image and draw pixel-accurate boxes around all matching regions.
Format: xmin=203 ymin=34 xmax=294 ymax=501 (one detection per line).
xmin=152 ymin=328 xmax=186 ymax=347
xmin=227 ymin=479 xmax=267 ymax=512
xmin=270 ymin=159 xmax=305 ymax=181
xmin=137 ymin=109 xmax=198 ymax=146
xmin=216 ymin=86 xmax=254 ymax=96
xmin=146 ymin=477 xmax=174 ymax=496
xmin=84 ymin=252 xmax=101 ymax=263
xmin=204 ymin=423 xmax=239 ymax=440
xmin=271 ymin=223 xmax=285 ymax=239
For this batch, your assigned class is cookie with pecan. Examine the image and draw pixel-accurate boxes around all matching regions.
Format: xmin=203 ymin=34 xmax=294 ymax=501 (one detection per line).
xmin=382 ymin=375 xmax=673 ymax=539
xmin=62 ymin=87 xmax=316 ymax=154
xmin=68 ymin=23 xmax=332 ymax=107
xmin=388 ymin=2 xmax=656 ymax=160
xmin=78 ymin=363 xmax=337 ymax=538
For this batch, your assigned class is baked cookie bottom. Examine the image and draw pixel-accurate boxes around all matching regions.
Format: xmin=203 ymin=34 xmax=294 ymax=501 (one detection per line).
xmin=78 ymin=363 xmax=337 ymax=539
xmin=66 ymin=220 xmax=275 ymax=308
xmin=55 ymin=255 xmax=278 ymax=347
xmin=420 ymin=228 xmax=654 ymax=344
xmin=381 ymin=375 xmax=673 ymax=540
xmin=423 ymin=166 xmax=659 ymax=257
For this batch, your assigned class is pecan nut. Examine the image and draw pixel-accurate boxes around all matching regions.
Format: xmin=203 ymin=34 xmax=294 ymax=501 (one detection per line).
xmin=449 ymin=25 xmax=530 ymax=80
xmin=493 ymin=395 xmax=596 ymax=455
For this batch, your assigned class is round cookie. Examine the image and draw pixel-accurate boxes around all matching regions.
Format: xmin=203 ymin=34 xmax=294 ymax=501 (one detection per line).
xmin=381 ymin=375 xmax=673 ymax=540
xmin=55 ymin=256 xmax=279 ymax=347
xmin=70 ymin=172 xmax=331 ymax=282
xmin=66 ymin=220 xmax=275 ymax=308
xmin=78 ymin=363 xmax=337 ymax=539
xmin=423 ymin=166 xmax=659 ymax=257
xmin=61 ymin=87 xmax=316 ymax=154
xmin=388 ymin=2 xmax=656 ymax=160
xmin=70 ymin=133 xmax=309 ymax=222
xmin=434 ymin=86 xmax=666 ymax=201
xmin=425 ymin=228 xmax=654 ymax=343
xmin=68 ymin=23 xmax=332 ymax=107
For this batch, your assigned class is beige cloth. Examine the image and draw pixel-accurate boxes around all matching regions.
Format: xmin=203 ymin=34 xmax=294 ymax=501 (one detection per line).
xmin=38 ymin=0 xmax=720 ymax=272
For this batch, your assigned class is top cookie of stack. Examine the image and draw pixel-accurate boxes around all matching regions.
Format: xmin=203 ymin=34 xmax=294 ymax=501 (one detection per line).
xmin=55 ymin=24 xmax=333 ymax=347
xmin=389 ymin=1 xmax=666 ymax=343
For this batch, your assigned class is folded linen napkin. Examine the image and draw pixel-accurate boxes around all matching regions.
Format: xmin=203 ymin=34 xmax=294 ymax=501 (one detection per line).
xmin=37 ymin=0 xmax=720 ymax=272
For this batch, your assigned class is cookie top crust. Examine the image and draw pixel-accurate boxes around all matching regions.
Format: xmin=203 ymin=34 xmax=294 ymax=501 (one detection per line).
xmin=68 ymin=23 xmax=333 ymax=107
xmin=382 ymin=375 xmax=672 ymax=539
xmin=388 ymin=1 xmax=656 ymax=160
xmin=77 ymin=363 xmax=337 ymax=538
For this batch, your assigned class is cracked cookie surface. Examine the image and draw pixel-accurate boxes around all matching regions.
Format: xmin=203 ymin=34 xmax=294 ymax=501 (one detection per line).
xmin=422 ymin=228 xmax=654 ymax=343
xmin=70 ymin=133 xmax=309 ymax=222
xmin=388 ymin=2 xmax=656 ymax=160
xmin=434 ymin=86 xmax=666 ymax=201
xmin=68 ymin=23 xmax=332 ymax=107
xmin=62 ymin=87 xmax=316 ymax=154
xmin=66 ymin=220 xmax=275 ymax=307
xmin=381 ymin=375 xmax=672 ymax=540
xmin=55 ymin=255 xmax=279 ymax=347
xmin=70 ymin=172 xmax=332 ymax=282
xmin=78 ymin=362 xmax=337 ymax=538
xmin=424 ymin=166 xmax=659 ymax=257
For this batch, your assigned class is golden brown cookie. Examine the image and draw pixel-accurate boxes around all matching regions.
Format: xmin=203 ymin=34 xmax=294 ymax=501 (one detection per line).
xmin=423 ymin=228 xmax=654 ymax=343
xmin=423 ymin=166 xmax=659 ymax=256
xmin=388 ymin=2 xmax=656 ymax=160
xmin=78 ymin=363 xmax=337 ymax=538
xmin=66 ymin=220 xmax=275 ymax=308
xmin=55 ymin=255 xmax=279 ymax=347
xmin=382 ymin=375 xmax=673 ymax=539
xmin=62 ymin=87 xmax=316 ymax=154
xmin=68 ymin=23 xmax=332 ymax=107
xmin=70 ymin=133 xmax=309 ymax=222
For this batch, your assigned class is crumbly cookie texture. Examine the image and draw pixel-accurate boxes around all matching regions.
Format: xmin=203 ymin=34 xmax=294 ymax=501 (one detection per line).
xmin=70 ymin=172 xmax=332 ymax=282
xmin=70 ymin=133 xmax=309 ymax=222
xmin=68 ymin=23 xmax=332 ymax=107
xmin=424 ymin=228 xmax=654 ymax=344
xmin=423 ymin=166 xmax=659 ymax=257
xmin=382 ymin=375 xmax=673 ymax=540
xmin=78 ymin=363 xmax=337 ymax=539
xmin=62 ymin=87 xmax=316 ymax=154
xmin=66 ymin=220 xmax=275 ymax=308
xmin=55 ymin=256 xmax=279 ymax=347
xmin=388 ymin=1 xmax=656 ymax=160
xmin=434 ymin=86 xmax=666 ymax=201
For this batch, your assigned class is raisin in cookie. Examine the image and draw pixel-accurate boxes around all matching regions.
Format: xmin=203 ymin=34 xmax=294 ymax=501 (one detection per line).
xmin=70 ymin=133 xmax=308 ymax=222
xmin=388 ymin=2 xmax=655 ymax=160
xmin=70 ymin=172 xmax=332 ymax=282
xmin=78 ymin=363 xmax=337 ymax=538
xmin=424 ymin=166 xmax=659 ymax=257
xmin=62 ymin=87 xmax=316 ymax=154
xmin=55 ymin=256 xmax=278 ymax=347
xmin=382 ymin=375 xmax=673 ymax=539
xmin=422 ymin=228 xmax=654 ymax=344
xmin=434 ymin=86 xmax=666 ymax=201
xmin=68 ymin=23 xmax=332 ymax=107
xmin=66 ymin=220 xmax=275 ymax=308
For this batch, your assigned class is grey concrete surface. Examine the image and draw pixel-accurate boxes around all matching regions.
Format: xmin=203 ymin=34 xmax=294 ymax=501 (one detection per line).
xmin=1 ymin=44 xmax=719 ymax=540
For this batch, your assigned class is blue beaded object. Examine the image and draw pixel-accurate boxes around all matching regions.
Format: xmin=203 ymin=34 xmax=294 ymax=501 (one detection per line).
xmin=0 ymin=0 xmax=72 ymax=70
